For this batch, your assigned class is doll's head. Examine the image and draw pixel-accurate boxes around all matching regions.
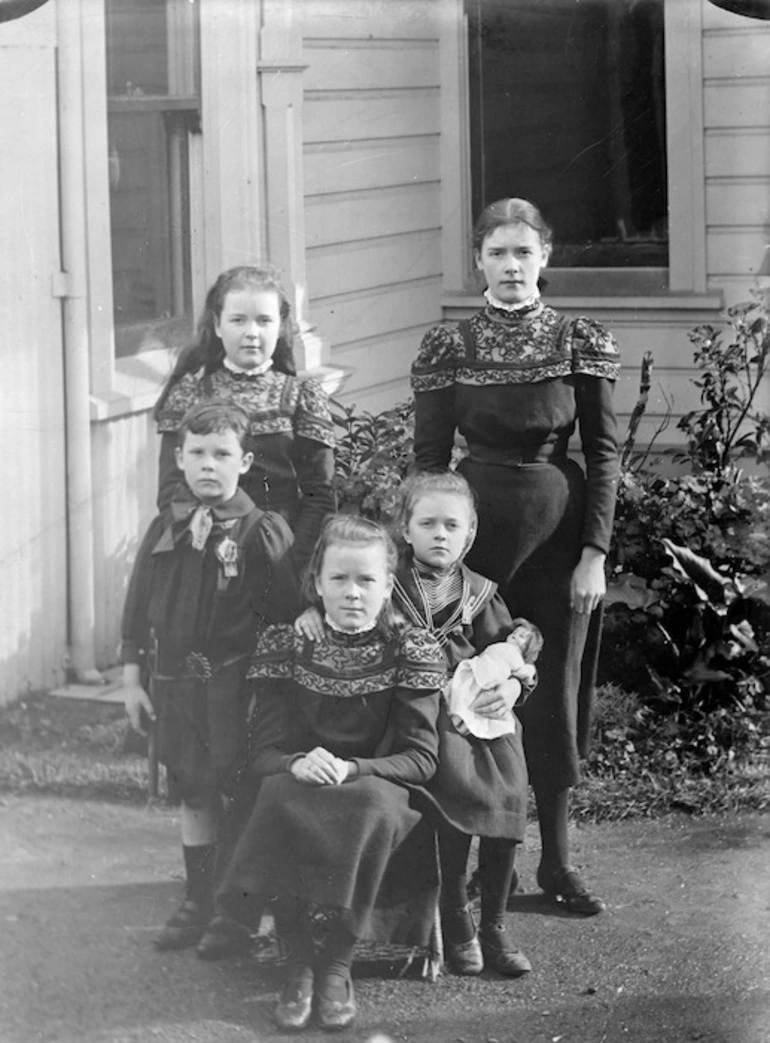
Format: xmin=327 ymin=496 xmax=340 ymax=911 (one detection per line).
xmin=304 ymin=515 xmax=399 ymax=634
xmin=395 ymin=470 xmax=477 ymax=569
xmin=506 ymin=618 xmax=544 ymax=664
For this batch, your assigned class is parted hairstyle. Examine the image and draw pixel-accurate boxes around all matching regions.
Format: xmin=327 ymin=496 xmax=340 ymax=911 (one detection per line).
xmin=154 ymin=264 xmax=297 ymax=419
xmin=303 ymin=514 xmax=401 ymax=636
xmin=393 ymin=470 xmax=478 ymax=559
xmin=471 ymin=197 xmax=554 ymax=255
xmin=176 ymin=400 xmax=251 ymax=450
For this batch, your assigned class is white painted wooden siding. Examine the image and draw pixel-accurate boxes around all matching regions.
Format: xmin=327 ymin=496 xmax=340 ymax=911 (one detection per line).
xmin=703 ymin=1 xmax=770 ymax=306
xmin=302 ymin=0 xmax=442 ymax=412
xmin=0 ymin=9 xmax=67 ymax=704
xmin=91 ymin=412 xmax=159 ymax=668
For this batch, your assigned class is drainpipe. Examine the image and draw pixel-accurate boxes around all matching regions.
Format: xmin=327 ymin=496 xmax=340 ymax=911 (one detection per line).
xmin=57 ymin=0 xmax=102 ymax=684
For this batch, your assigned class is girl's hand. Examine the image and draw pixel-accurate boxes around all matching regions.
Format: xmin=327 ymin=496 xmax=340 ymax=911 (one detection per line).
xmin=570 ymin=547 xmax=607 ymax=615
xmin=123 ymin=665 xmax=156 ymax=736
xmin=294 ymin=607 xmax=325 ymax=641
xmin=290 ymin=746 xmax=347 ymax=785
xmin=495 ymin=676 xmax=523 ymax=711
xmin=472 ymin=679 xmax=520 ymax=719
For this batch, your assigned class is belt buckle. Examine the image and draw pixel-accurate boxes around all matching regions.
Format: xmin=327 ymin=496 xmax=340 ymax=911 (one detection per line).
xmin=185 ymin=652 xmax=213 ymax=680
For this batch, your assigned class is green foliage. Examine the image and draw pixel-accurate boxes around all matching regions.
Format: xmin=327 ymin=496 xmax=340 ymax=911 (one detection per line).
xmin=606 ymin=293 xmax=770 ymax=775
xmin=330 ymin=398 xmax=414 ymax=520
xmin=677 ymin=293 xmax=770 ymax=472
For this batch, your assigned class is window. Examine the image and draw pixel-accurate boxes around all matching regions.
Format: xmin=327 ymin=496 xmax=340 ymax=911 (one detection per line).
xmin=105 ymin=0 xmax=201 ymax=356
xmin=467 ymin=0 xmax=668 ymax=269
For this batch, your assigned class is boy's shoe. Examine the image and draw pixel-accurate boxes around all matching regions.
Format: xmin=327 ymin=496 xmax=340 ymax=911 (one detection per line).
xmin=537 ymin=865 xmax=606 ymax=916
xmin=274 ymin=965 xmax=314 ymax=1032
xmin=316 ymin=969 xmax=356 ymax=1032
xmin=478 ymin=922 xmax=532 ymax=977
xmin=196 ymin=914 xmax=252 ymax=960
xmin=154 ymin=898 xmax=210 ymax=951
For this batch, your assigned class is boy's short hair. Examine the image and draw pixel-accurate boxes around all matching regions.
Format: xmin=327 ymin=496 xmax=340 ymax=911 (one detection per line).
xmin=177 ymin=401 xmax=251 ymax=449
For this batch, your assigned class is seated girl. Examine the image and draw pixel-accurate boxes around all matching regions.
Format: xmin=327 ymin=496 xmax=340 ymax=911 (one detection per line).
xmin=297 ymin=472 xmax=540 ymax=980
xmin=215 ymin=515 xmax=446 ymax=1033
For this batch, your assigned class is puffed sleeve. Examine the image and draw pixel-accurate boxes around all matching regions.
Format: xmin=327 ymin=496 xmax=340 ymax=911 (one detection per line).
xmin=411 ymin=323 xmax=462 ymax=472
xmin=244 ymin=625 xmax=301 ymax=776
xmin=119 ymin=514 xmax=166 ymax=665
xmin=290 ymin=378 xmax=336 ymax=570
xmin=570 ymin=318 xmax=621 ymax=554
xmin=350 ymin=627 xmax=445 ymax=786
xmin=155 ymin=374 xmax=205 ymax=510
xmin=248 ymin=512 xmax=301 ymax=630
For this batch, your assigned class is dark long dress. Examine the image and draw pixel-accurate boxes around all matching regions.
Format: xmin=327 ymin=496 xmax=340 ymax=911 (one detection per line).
xmin=411 ymin=304 xmax=620 ymax=793
xmin=393 ymin=559 xmax=529 ymax=840
xmin=155 ymin=365 xmax=335 ymax=569
xmin=120 ymin=487 xmax=300 ymax=802
xmin=216 ymin=623 xmax=446 ymax=944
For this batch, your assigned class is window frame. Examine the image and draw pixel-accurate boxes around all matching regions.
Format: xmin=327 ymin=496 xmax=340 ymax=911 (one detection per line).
xmin=439 ymin=0 xmax=708 ymax=298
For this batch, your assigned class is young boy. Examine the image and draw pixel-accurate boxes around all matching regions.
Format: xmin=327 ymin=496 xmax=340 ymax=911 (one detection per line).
xmin=121 ymin=401 xmax=300 ymax=953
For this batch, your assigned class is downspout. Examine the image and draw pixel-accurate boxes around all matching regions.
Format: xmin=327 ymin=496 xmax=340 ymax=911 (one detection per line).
xmin=57 ymin=0 xmax=102 ymax=684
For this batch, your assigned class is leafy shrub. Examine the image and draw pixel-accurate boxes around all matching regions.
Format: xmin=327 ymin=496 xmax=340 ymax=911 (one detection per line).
xmin=604 ymin=292 xmax=770 ymax=773
xmin=331 ymin=398 xmax=414 ymax=520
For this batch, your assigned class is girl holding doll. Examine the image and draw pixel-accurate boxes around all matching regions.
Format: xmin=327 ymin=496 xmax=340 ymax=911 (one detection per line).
xmin=154 ymin=264 xmax=335 ymax=571
xmin=297 ymin=471 xmax=537 ymax=978
xmin=216 ymin=515 xmax=446 ymax=1033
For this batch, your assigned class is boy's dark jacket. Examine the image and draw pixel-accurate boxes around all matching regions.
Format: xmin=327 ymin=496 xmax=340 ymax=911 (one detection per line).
xmin=121 ymin=486 xmax=300 ymax=675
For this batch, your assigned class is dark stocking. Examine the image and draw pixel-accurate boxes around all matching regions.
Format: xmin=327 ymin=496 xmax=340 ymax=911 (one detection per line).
xmin=272 ymin=895 xmax=315 ymax=972
xmin=478 ymin=837 xmax=516 ymax=929
xmin=438 ymin=826 xmax=474 ymax=943
xmin=318 ymin=916 xmax=358 ymax=994
xmin=182 ymin=844 xmax=215 ymax=913
xmin=534 ymin=785 xmax=571 ymax=874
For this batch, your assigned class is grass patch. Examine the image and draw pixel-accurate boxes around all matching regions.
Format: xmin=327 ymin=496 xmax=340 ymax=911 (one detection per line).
xmin=0 ymin=691 xmax=157 ymax=804
xmin=1 ymin=686 xmax=768 ymax=819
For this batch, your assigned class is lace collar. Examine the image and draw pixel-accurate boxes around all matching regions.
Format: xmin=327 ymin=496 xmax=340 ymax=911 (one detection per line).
xmin=223 ymin=357 xmax=273 ymax=377
xmin=484 ymin=287 xmax=542 ymax=317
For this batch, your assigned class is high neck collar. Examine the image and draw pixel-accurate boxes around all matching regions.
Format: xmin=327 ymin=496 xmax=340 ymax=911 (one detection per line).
xmin=484 ymin=287 xmax=542 ymax=317
xmin=324 ymin=612 xmax=378 ymax=636
xmin=222 ymin=357 xmax=273 ymax=377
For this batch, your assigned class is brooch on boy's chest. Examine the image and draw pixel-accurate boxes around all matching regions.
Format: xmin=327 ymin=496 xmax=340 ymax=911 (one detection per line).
xmin=214 ymin=523 xmax=240 ymax=588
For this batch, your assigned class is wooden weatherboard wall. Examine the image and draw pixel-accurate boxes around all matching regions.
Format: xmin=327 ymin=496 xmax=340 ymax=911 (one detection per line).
xmin=0 ymin=5 xmax=68 ymax=704
xmin=703 ymin=2 xmax=770 ymax=310
xmin=301 ymin=0 xmax=442 ymax=412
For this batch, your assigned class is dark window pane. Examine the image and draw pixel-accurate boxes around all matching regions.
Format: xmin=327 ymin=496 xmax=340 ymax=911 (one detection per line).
xmin=105 ymin=0 xmax=199 ymax=354
xmin=468 ymin=0 xmax=668 ymax=268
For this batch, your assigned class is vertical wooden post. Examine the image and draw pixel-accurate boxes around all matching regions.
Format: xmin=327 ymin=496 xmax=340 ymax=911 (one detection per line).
xmin=258 ymin=0 xmax=326 ymax=371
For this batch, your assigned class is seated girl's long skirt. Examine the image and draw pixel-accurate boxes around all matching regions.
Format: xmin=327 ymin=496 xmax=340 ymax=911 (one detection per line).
xmin=218 ymin=774 xmax=438 ymax=945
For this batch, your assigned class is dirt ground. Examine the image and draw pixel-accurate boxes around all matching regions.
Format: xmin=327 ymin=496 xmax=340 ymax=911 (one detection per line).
xmin=1 ymin=794 xmax=769 ymax=1043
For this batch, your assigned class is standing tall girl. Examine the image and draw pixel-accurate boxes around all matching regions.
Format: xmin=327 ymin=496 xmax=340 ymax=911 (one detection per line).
xmin=412 ymin=198 xmax=619 ymax=914
xmin=217 ymin=516 xmax=446 ymax=1032
xmin=154 ymin=264 xmax=335 ymax=571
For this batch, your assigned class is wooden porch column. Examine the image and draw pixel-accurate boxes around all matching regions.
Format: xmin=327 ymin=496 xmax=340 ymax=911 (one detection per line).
xmin=258 ymin=0 xmax=326 ymax=371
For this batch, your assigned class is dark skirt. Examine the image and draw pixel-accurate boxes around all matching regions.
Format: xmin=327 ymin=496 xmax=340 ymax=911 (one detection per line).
xmin=151 ymin=661 xmax=247 ymax=803
xmin=217 ymin=774 xmax=439 ymax=944
xmin=429 ymin=705 xmax=528 ymax=840
xmin=459 ymin=456 xmax=597 ymax=792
